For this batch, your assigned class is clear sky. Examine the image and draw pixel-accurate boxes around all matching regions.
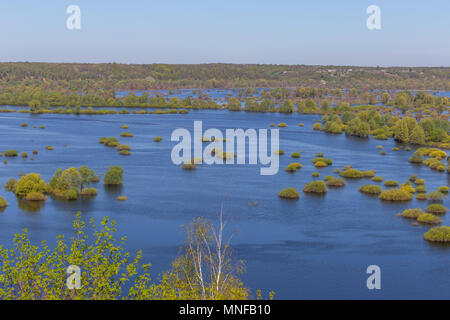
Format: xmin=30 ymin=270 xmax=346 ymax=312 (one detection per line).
xmin=0 ymin=0 xmax=449 ymax=66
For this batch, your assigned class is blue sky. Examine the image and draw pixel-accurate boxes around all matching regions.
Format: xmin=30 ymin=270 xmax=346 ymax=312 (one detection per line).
xmin=0 ymin=0 xmax=449 ymax=66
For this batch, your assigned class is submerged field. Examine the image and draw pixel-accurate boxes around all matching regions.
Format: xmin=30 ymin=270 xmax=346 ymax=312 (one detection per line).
xmin=0 ymin=105 xmax=449 ymax=299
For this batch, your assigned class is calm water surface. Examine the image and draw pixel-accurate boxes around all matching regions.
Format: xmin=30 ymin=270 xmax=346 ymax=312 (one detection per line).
xmin=0 ymin=109 xmax=449 ymax=299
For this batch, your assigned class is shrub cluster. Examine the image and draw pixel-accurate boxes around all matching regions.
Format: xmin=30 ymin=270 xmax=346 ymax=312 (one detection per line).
xmin=278 ymin=187 xmax=300 ymax=199
xmin=303 ymin=181 xmax=327 ymax=193
xmin=359 ymin=185 xmax=383 ymax=195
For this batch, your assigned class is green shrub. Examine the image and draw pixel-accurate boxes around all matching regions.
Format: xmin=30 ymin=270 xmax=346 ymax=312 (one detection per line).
xmin=311 ymin=158 xmax=333 ymax=165
xmin=424 ymin=226 xmax=450 ymax=243
xmin=417 ymin=214 xmax=441 ymax=225
xmin=117 ymin=196 xmax=128 ymax=201
xmin=425 ymin=204 xmax=447 ymax=214
xmin=332 ymin=168 xmax=341 ymax=174
xmin=13 ymin=173 xmax=46 ymax=197
xmin=104 ymin=166 xmax=124 ymax=185
xmin=414 ymin=179 xmax=425 ymax=185
xmin=427 ymin=191 xmax=445 ymax=201
xmin=312 ymin=172 xmax=320 ymax=177
xmin=65 ymin=189 xmax=78 ymax=200
xmin=4 ymin=178 xmax=16 ymax=191
xmin=416 ymin=185 xmax=427 ymax=193
xmin=400 ymin=184 xmax=416 ymax=194
xmin=153 ymin=136 xmax=163 ymax=142
xmin=409 ymin=174 xmax=418 ymax=182
xmin=359 ymin=185 xmax=383 ymax=195
xmin=21 ymin=152 xmax=28 ymax=158
xmin=405 ymin=147 xmax=411 ymax=151
xmin=277 ymin=122 xmax=287 ymax=128
xmin=340 ymin=169 xmax=363 ymax=179
xmin=290 ymin=152 xmax=300 ymax=158
xmin=392 ymin=147 xmax=400 ymax=151
xmin=384 ymin=180 xmax=399 ymax=187
xmin=376 ymin=145 xmax=383 ymax=149
xmin=314 ymin=161 xmax=328 ymax=168
xmin=120 ymin=132 xmax=134 ymax=138
xmin=20 ymin=123 xmax=28 ymax=127
xmin=79 ymin=188 xmax=98 ymax=196
xmin=379 ymin=189 xmax=413 ymax=201
xmin=325 ymin=177 xmax=346 ymax=187
xmin=313 ymin=123 xmax=322 ymax=130
xmin=0 ymin=196 xmax=7 ymax=208
xmin=362 ymin=170 xmax=375 ymax=178
xmin=121 ymin=125 xmax=129 ymax=129
xmin=284 ymin=163 xmax=303 ymax=172
xmin=298 ymin=123 xmax=304 ymax=127
xmin=438 ymin=186 xmax=449 ymax=194
xmin=4 ymin=150 xmax=18 ymax=157
xmin=400 ymin=208 xmax=424 ymax=219
xmin=25 ymin=192 xmax=47 ymax=201
xmin=119 ymin=150 xmax=131 ymax=156
xmin=45 ymin=146 xmax=54 ymax=150
xmin=278 ymin=187 xmax=300 ymax=199
xmin=117 ymin=144 xmax=131 ymax=151
xmin=303 ymin=181 xmax=327 ymax=193
xmin=416 ymin=193 xmax=428 ymax=200
xmin=371 ymin=177 xmax=384 ymax=182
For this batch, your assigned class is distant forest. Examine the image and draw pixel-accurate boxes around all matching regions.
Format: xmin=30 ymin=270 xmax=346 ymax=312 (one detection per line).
xmin=1 ymin=62 xmax=449 ymax=91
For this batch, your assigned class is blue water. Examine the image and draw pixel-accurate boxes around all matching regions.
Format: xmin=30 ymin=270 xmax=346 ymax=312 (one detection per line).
xmin=0 ymin=109 xmax=449 ymax=299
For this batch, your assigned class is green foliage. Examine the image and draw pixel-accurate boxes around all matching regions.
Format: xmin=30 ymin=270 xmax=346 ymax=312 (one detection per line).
xmin=400 ymin=208 xmax=424 ymax=219
xmin=417 ymin=213 xmax=441 ymax=225
xmin=4 ymin=150 xmax=18 ymax=157
xmin=153 ymin=136 xmax=163 ymax=142
xmin=425 ymin=204 xmax=447 ymax=214
xmin=424 ymin=226 xmax=450 ymax=243
xmin=100 ymin=137 xmax=119 ymax=147
xmin=49 ymin=168 xmax=81 ymax=196
xmin=13 ymin=173 xmax=46 ymax=197
xmin=438 ymin=186 xmax=449 ymax=193
xmin=409 ymin=150 xmax=424 ymax=163
xmin=0 ymin=196 xmax=7 ymax=208
xmin=303 ymin=181 xmax=327 ymax=193
xmin=284 ymin=163 xmax=302 ymax=172
xmin=278 ymin=187 xmax=300 ymax=199
xmin=359 ymin=185 xmax=383 ymax=195
xmin=104 ymin=166 xmax=124 ymax=185
xmin=4 ymin=178 xmax=17 ymax=191
xmin=65 ymin=189 xmax=78 ymax=200
xmin=117 ymin=144 xmax=131 ymax=151
xmin=384 ymin=180 xmax=399 ymax=187
xmin=371 ymin=177 xmax=384 ymax=182
xmin=79 ymin=166 xmax=96 ymax=192
xmin=79 ymin=188 xmax=98 ymax=196
xmin=311 ymin=157 xmax=333 ymax=165
xmin=25 ymin=192 xmax=47 ymax=201
xmin=340 ymin=169 xmax=363 ymax=179
xmin=325 ymin=177 xmax=346 ymax=187
xmin=120 ymin=132 xmax=134 ymax=138
xmin=290 ymin=152 xmax=300 ymax=158
xmin=378 ymin=189 xmax=413 ymax=201
xmin=427 ymin=191 xmax=445 ymax=201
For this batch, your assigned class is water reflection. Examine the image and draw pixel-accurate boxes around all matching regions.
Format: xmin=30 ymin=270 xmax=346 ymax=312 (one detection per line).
xmin=17 ymin=197 xmax=45 ymax=213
